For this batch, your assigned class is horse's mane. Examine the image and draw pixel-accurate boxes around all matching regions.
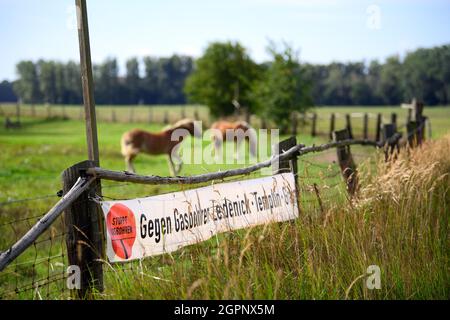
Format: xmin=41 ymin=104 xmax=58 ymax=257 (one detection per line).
xmin=163 ymin=118 xmax=194 ymax=131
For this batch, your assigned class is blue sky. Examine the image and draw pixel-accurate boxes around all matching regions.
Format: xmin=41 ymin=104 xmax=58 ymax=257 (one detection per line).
xmin=1 ymin=0 xmax=449 ymax=80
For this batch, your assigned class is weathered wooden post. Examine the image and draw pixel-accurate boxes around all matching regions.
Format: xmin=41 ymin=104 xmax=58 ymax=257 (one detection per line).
xmin=30 ymin=100 xmax=36 ymax=117
xmin=148 ymin=106 xmax=153 ymax=123
xmin=415 ymin=101 xmax=425 ymax=143
xmin=273 ymin=136 xmax=301 ymax=202
xmin=47 ymin=103 xmax=52 ymax=119
xmin=329 ymin=113 xmax=335 ymax=140
xmin=391 ymin=112 xmax=397 ymax=131
xmin=382 ymin=123 xmax=399 ymax=160
xmin=332 ymin=129 xmax=358 ymax=196
xmin=311 ymin=112 xmax=317 ymax=137
xmin=363 ymin=113 xmax=368 ymax=140
xmin=69 ymin=0 xmax=103 ymax=298
xmin=15 ymin=101 xmax=21 ymax=124
xmin=163 ymin=110 xmax=169 ymax=124
xmin=111 ymin=108 xmax=117 ymax=123
xmin=407 ymin=101 xmax=426 ymax=147
xmin=181 ymin=105 xmax=186 ymax=119
xmin=406 ymin=108 xmax=412 ymax=123
xmin=375 ymin=113 xmax=382 ymax=142
xmin=63 ymin=161 xmax=103 ymax=299
xmin=345 ymin=114 xmax=353 ymax=139
xmin=291 ymin=112 xmax=298 ymax=136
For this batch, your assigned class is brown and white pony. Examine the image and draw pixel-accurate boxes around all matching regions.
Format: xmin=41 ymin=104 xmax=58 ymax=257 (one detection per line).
xmin=120 ymin=119 xmax=201 ymax=175
xmin=210 ymin=120 xmax=257 ymax=160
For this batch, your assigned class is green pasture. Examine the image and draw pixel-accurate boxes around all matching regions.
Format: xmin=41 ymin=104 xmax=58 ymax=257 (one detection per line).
xmin=0 ymin=104 xmax=448 ymax=299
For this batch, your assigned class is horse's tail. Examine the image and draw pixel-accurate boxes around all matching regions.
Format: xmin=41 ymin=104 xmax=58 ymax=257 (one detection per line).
xmin=121 ymin=131 xmax=139 ymax=157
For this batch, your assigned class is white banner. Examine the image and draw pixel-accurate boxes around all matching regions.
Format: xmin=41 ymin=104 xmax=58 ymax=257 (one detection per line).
xmin=100 ymin=172 xmax=298 ymax=263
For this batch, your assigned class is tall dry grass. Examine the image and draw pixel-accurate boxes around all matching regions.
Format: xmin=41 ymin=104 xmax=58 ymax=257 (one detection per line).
xmin=98 ymin=135 xmax=450 ymax=300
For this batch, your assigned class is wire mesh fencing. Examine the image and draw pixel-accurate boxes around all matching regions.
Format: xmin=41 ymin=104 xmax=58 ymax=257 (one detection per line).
xmin=0 ymin=196 xmax=71 ymax=299
xmin=0 ymin=136 xmax=384 ymax=299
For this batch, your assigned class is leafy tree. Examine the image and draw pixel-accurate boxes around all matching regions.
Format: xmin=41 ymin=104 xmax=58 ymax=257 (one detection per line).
xmin=37 ymin=60 xmax=57 ymax=104
xmin=254 ymin=43 xmax=312 ymax=133
xmin=64 ymin=61 xmax=82 ymax=104
xmin=13 ymin=61 xmax=41 ymax=104
xmin=0 ymin=80 xmax=17 ymax=102
xmin=5 ymin=44 xmax=450 ymax=106
xmin=184 ymin=41 xmax=260 ymax=117
xmin=94 ymin=58 xmax=120 ymax=104
xmin=142 ymin=57 xmax=160 ymax=104
xmin=158 ymin=55 xmax=193 ymax=104
xmin=126 ymin=57 xmax=141 ymax=104
xmin=379 ymin=56 xmax=403 ymax=105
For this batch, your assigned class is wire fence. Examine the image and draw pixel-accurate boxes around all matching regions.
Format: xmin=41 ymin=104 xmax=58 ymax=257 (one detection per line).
xmin=1 ymin=103 xmax=422 ymax=140
xmin=0 ymin=207 xmax=69 ymax=299
xmin=0 ymin=119 xmax=424 ymax=299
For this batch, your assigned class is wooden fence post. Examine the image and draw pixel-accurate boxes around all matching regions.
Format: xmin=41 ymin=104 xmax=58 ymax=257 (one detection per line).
xmin=345 ymin=114 xmax=353 ymax=139
xmin=273 ymin=137 xmax=302 ymax=204
xmin=111 ymin=108 xmax=117 ymax=123
xmin=363 ymin=113 xmax=368 ymax=140
xmin=391 ymin=112 xmax=397 ymax=131
xmin=194 ymin=107 xmax=199 ymax=121
xmin=375 ymin=113 xmax=382 ymax=142
xmin=407 ymin=102 xmax=426 ymax=147
xmin=382 ymin=123 xmax=399 ymax=160
xmin=407 ymin=121 xmax=420 ymax=147
xmin=415 ymin=101 xmax=425 ymax=143
xmin=311 ymin=112 xmax=317 ymax=137
xmin=332 ymin=128 xmax=358 ymax=196
xmin=129 ymin=105 xmax=134 ymax=123
xmin=291 ymin=112 xmax=298 ymax=136
xmin=163 ymin=110 xmax=169 ymax=124
xmin=329 ymin=113 xmax=335 ymax=140
xmin=148 ymin=106 xmax=153 ymax=123
xmin=15 ymin=102 xmax=21 ymax=124
xmin=63 ymin=160 xmax=103 ymax=299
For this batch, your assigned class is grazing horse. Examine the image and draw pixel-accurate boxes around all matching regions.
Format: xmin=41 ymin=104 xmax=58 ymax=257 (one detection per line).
xmin=120 ymin=119 xmax=201 ymax=175
xmin=210 ymin=120 xmax=257 ymax=160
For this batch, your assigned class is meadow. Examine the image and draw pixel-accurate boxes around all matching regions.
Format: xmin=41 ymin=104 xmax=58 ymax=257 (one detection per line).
xmin=0 ymin=104 xmax=449 ymax=299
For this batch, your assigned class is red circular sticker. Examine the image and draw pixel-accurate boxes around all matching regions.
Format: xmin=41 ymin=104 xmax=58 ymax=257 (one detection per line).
xmin=106 ymin=203 xmax=137 ymax=260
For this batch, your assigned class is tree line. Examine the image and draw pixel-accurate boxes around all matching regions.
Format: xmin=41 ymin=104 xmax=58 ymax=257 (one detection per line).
xmin=1 ymin=43 xmax=448 ymax=110
xmin=5 ymin=55 xmax=193 ymax=106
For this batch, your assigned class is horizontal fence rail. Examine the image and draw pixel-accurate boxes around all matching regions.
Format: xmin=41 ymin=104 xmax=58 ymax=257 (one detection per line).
xmin=88 ymin=139 xmax=382 ymax=185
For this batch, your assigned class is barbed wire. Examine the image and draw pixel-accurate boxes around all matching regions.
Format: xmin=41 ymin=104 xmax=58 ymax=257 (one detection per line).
xmin=0 ymin=119 xmax=428 ymax=299
xmin=0 ymin=194 xmax=58 ymax=207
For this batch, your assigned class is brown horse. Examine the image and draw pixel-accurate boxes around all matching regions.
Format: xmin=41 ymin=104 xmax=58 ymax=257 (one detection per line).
xmin=210 ymin=120 xmax=257 ymax=160
xmin=121 ymin=119 xmax=201 ymax=175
